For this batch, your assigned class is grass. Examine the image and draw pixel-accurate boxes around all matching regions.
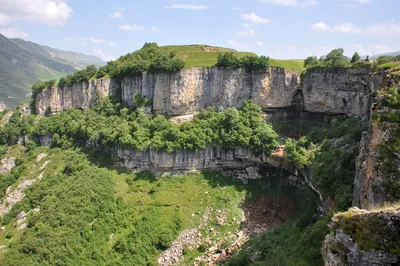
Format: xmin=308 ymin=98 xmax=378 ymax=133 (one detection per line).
xmin=159 ymin=44 xmax=236 ymax=54
xmin=0 ymin=142 xmax=322 ymax=265
xmin=269 ymin=58 xmax=305 ymax=73
xmin=333 ymin=203 xmax=400 ymax=255
xmin=159 ymin=45 xmax=304 ymax=72
xmin=376 ymin=62 xmax=400 ymax=70
xmin=0 ymin=144 xmax=294 ymax=265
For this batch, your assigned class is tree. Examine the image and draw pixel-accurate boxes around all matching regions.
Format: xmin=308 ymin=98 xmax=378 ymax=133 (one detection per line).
xmin=376 ymin=55 xmax=395 ymax=65
xmin=351 ymin=52 xmax=361 ymax=63
xmin=322 ymin=48 xmax=349 ymax=68
xmin=304 ymin=56 xmax=318 ymax=68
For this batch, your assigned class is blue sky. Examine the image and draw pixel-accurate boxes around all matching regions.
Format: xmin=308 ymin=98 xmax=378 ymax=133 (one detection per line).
xmin=1 ymin=0 xmax=399 ymax=60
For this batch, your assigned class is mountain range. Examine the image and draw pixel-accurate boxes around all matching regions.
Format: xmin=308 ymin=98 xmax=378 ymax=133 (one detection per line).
xmin=0 ymin=34 xmax=103 ymax=108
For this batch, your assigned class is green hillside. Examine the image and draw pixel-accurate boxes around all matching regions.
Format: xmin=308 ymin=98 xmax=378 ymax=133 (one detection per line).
xmin=159 ymin=45 xmax=304 ymax=72
xmin=158 ymin=45 xmax=252 ymax=67
xmin=269 ymin=58 xmax=305 ymax=73
xmin=0 ymin=34 xmax=103 ymax=108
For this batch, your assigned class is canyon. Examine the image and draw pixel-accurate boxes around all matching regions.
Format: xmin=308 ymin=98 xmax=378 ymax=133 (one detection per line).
xmin=32 ymin=65 xmax=400 ymax=265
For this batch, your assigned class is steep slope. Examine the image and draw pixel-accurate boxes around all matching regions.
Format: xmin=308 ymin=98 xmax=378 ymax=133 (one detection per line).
xmin=0 ymin=34 xmax=103 ymax=108
xmin=11 ymin=38 xmax=104 ymax=70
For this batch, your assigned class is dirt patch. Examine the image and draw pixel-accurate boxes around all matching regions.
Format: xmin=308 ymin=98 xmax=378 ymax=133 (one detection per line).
xmin=242 ymin=196 xmax=295 ymax=237
xmin=193 ymin=196 xmax=295 ymax=265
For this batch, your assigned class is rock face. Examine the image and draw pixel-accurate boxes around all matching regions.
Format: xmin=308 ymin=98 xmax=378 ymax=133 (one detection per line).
xmin=35 ymin=66 xmax=380 ymax=118
xmin=35 ymin=67 xmax=300 ymax=116
xmin=353 ymin=82 xmax=400 ymax=209
xmin=0 ymin=101 xmax=7 ymax=112
xmin=322 ymin=207 xmax=400 ymax=266
xmin=301 ymin=67 xmax=383 ymax=117
xmin=116 ymin=146 xmax=266 ymax=171
xmin=35 ymin=78 xmax=119 ymax=115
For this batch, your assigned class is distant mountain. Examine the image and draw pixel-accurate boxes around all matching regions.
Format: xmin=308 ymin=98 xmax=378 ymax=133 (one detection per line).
xmin=374 ymin=51 xmax=400 ymax=57
xmin=0 ymin=34 xmax=104 ymax=108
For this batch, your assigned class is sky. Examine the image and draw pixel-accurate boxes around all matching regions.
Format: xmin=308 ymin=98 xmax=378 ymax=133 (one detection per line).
xmin=0 ymin=0 xmax=399 ymax=60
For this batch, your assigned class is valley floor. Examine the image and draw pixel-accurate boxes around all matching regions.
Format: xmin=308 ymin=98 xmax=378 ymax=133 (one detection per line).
xmin=0 ymin=145 xmax=324 ymax=266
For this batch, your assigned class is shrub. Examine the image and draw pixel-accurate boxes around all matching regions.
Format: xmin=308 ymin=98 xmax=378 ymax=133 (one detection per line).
xmin=304 ymin=56 xmax=318 ymax=68
xmin=216 ymin=53 xmax=270 ymax=70
xmin=351 ymin=52 xmax=361 ymax=63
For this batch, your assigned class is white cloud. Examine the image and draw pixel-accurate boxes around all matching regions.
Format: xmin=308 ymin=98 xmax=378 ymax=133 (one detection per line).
xmin=311 ymin=22 xmax=330 ymax=31
xmin=152 ymin=26 xmax=160 ymax=32
xmin=366 ymin=22 xmax=400 ymax=36
xmin=332 ymin=23 xmax=362 ymax=33
xmin=0 ymin=14 xmax=11 ymax=26
xmin=241 ymin=12 xmax=270 ymax=24
xmin=257 ymin=41 xmax=264 ymax=47
xmin=300 ymin=0 xmax=318 ymax=7
xmin=164 ymin=4 xmax=208 ymax=10
xmin=227 ymin=40 xmax=248 ymax=49
xmin=311 ymin=22 xmax=361 ymax=33
xmin=93 ymin=49 xmax=116 ymax=62
xmin=109 ymin=11 xmax=123 ymax=19
xmin=67 ymin=36 xmax=114 ymax=46
xmin=0 ymin=0 xmax=72 ymax=26
xmin=0 ymin=28 xmax=28 ymax=38
xmin=261 ymin=0 xmax=297 ymax=6
xmin=243 ymin=23 xmax=251 ymax=28
xmin=119 ymin=24 xmax=145 ymax=31
xmin=342 ymin=0 xmax=371 ymax=7
xmin=232 ymin=7 xmax=241 ymax=10
xmin=237 ymin=29 xmax=255 ymax=36
xmin=260 ymin=0 xmax=318 ymax=8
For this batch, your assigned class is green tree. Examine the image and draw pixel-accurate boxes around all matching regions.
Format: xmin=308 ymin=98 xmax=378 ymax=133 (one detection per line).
xmin=351 ymin=52 xmax=361 ymax=63
xmin=322 ymin=48 xmax=349 ymax=68
xmin=376 ymin=55 xmax=395 ymax=65
xmin=304 ymin=56 xmax=318 ymax=68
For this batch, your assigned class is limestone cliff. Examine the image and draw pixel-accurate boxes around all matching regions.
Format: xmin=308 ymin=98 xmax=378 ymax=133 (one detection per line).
xmin=353 ymin=79 xmax=400 ymax=209
xmin=35 ymin=67 xmax=300 ymax=116
xmin=301 ymin=67 xmax=383 ymax=117
xmin=34 ymin=66 xmax=380 ymax=118
xmin=322 ymin=207 xmax=400 ymax=266
xmin=115 ymin=146 xmax=264 ymax=171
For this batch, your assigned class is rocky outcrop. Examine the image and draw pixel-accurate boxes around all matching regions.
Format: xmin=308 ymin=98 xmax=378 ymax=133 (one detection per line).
xmin=0 ymin=157 xmax=15 ymax=174
xmin=301 ymin=67 xmax=383 ymax=118
xmin=34 ymin=66 xmax=383 ymax=119
xmin=353 ymin=81 xmax=400 ymax=209
xmin=35 ymin=67 xmax=299 ymax=116
xmin=322 ymin=207 xmax=400 ymax=266
xmin=35 ymin=78 xmax=119 ymax=115
xmin=0 ymin=101 xmax=7 ymax=112
xmin=116 ymin=146 xmax=266 ymax=171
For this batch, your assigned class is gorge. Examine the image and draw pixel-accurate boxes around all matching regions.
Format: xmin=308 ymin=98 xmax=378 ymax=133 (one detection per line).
xmin=0 ymin=53 xmax=399 ymax=265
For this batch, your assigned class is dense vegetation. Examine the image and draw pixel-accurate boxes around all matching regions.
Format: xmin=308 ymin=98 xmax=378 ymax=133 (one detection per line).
xmin=226 ymin=177 xmax=328 ymax=266
xmin=303 ymin=48 xmax=369 ymax=69
xmin=216 ymin=52 xmax=270 ymax=70
xmin=0 ymin=141 xmax=327 ymax=265
xmin=334 ymin=207 xmax=400 ymax=255
xmin=304 ymin=48 xmax=400 ymax=71
xmin=0 ymin=99 xmax=278 ymax=155
xmin=374 ymin=84 xmax=400 ymax=201
xmin=374 ymin=54 xmax=400 ymax=70
xmin=281 ymin=117 xmax=365 ymax=210
xmin=0 ymin=146 xmax=254 ymax=265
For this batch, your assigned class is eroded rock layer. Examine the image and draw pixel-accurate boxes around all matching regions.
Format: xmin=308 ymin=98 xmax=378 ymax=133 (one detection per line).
xmin=35 ymin=66 xmax=381 ymax=118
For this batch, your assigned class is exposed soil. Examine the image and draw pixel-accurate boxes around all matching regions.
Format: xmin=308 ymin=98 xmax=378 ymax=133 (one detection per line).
xmin=158 ymin=196 xmax=296 ymax=265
